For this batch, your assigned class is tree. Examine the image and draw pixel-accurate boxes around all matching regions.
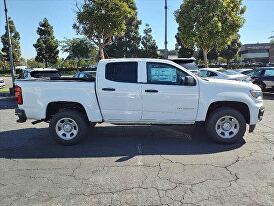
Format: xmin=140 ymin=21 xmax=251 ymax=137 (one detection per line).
xmin=106 ymin=0 xmax=141 ymax=58
xmin=1 ymin=17 xmax=21 ymax=65
xmin=73 ymin=0 xmax=134 ymax=60
xmin=140 ymin=24 xmax=158 ymax=58
xmin=197 ymin=48 xmax=218 ymax=64
xmin=175 ymin=0 xmax=246 ymax=67
xmin=219 ymin=35 xmax=242 ymax=65
xmin=175 ymin=34 xmax=194 ymax=58
xmin=26 ymin=58 xmax=44 ymax=68
xmin=33 ymin=18 xmax=59 ymax=67
xmin=61 ymin=38 xmax=97 ymax=67
xmin=270 ymin=32 xmax=274 ymax=43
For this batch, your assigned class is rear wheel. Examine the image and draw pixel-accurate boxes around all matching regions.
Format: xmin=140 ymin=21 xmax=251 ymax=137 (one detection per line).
xmin=49 ymin=110 xmax=88 ymax=145
xmin=206 ymin=107 xmax=246 ymax=144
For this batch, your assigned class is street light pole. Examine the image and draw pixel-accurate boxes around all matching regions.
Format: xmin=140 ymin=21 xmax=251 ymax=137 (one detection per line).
xmin=164 ymin=0 xmax=168 ymax=59
xmin=3 ymin=0 xmax=16 ymax=91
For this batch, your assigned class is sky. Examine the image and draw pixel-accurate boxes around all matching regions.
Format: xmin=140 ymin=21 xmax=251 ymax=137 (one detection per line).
xmin=0 ymin=0 xmax=273 ymax=59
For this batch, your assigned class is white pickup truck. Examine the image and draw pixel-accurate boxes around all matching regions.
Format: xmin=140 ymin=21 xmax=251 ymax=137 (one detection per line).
xmin=15 ymin=59 xmax=264 ymax=145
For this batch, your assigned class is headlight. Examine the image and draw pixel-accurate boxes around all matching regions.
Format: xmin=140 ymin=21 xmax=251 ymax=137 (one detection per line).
xmin=250 ymin=90 xmax=263 ymax=100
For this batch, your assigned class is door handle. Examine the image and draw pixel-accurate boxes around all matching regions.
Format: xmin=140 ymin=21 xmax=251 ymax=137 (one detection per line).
xmin=145 ymin=89 xmax=158 ymax=93
xmin=102 ymin=88 xmax=116 ymax=91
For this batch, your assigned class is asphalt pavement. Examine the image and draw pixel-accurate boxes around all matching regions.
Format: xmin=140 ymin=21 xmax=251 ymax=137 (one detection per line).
xmin=0 ymin=95 xmax=274 ymax=205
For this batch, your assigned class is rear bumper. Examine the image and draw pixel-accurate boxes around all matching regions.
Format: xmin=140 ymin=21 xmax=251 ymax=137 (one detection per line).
xmin=15 ymin=108 xmax=27 ymax=123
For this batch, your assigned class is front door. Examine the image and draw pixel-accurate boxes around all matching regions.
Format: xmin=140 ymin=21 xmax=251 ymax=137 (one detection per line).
xmin=141 ymin=62 xmax=199 ymax=123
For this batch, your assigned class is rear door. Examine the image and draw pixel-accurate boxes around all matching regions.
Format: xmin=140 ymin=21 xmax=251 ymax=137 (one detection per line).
xmin=96 ymin=61 xmax=142 ymax=122
xmin=141 ymin=62 xmax=199 ymax=123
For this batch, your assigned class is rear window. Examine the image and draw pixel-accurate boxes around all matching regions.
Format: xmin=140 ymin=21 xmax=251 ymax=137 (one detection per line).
xmin=105 ymin=62 xmax=138 ymax=83
xmin=31 ymin=71 xmax=60 ymax=78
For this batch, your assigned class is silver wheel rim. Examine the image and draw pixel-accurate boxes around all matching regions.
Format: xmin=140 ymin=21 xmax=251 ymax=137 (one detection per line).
xmin=215 ymin=115 xmax=240 ymax=139
xmin=55 ymin=118 xmax=78 ymax=140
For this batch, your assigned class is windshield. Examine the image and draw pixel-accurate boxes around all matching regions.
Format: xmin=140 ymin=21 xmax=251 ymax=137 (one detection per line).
xmin=178 ymin=62 xmax=199 ymax=71
xmin=31 ymin=71 xmax=61 ymax=78
xmin=218 ymin=69 xmax=240 ymax=75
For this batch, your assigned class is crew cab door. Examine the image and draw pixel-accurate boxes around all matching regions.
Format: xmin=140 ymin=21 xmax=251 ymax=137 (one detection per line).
xmin=141 ymin=62 xmax=199 ymax=123
xmin=96 ymin=61 xmax=142 ymax=122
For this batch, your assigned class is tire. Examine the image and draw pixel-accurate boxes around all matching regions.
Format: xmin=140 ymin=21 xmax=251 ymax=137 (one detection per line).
xmin=49 ymin=109 xmax=88 ymax=145
xmin=205 ymin=107 xmax=246 ymax=144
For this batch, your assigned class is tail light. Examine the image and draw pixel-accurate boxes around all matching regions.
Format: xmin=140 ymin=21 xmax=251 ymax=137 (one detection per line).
xmin=15 ymin=85 xmax=23 ymax=105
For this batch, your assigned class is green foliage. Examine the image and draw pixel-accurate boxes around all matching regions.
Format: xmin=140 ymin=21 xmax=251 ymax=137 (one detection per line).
xmin=175 ymin=0 xmax=246 ymax=67
xmin=175 ymin=34 xmax=194 ymax=58
xmin=61 ymin=38 xmax=98 ymax=67
xmin=219 ymin=35 xmax=242 ymax=64
xmin=26 ymin=58 xmax=44 ymax=68
xmin=33 ymin=18 xmax=59 ymax=67
xmin=106 ymin=0 xmax=142 ymax=58
xmin=73 ymin=0 xmax=134 ymax=60
xmin=140 ymin=24 xmax=158 ymax=58
xmin=1 ymin=17 xmax=22 ymax=65
xmin=197 ymin=48 xmax=219 ymax=63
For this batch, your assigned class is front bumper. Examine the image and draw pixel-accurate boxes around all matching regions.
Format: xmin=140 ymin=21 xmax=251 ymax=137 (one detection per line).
xmin=249 ymin=106 xmax=265 ymax=133
xmin=258 ymin=106 xmax=265 ymax=121
xmin=15 ymin=108 xmax=27 ymax=123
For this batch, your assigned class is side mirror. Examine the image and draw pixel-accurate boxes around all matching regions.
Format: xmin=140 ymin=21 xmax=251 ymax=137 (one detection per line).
xmin=182 ymin=76 xmax=196 ymax=86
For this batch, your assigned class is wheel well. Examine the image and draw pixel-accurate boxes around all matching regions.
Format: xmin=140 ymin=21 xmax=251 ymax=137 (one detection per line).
xmin=206 ymin=101 xmax=250 ymax=124
xmin=46 ymin=101 xmax=89 ymax=121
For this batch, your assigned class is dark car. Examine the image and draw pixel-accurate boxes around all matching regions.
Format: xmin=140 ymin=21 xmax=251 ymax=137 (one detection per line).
xmin=246 ymin=67 xmax=274 ymax=91
xmin=235 ymin=68 xmax=253 ymax=75
xmin=73 ymin=70 xmax=96 ymax=80
xmin=169 ymin=58 xmax=199 ymax=75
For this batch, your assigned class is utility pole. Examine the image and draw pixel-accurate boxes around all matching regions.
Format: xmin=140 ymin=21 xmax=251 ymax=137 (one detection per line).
xmin=4 ymin=0 xmax=16 ymax=91
xmin=164 ymin=0 xmax=168 ymax=59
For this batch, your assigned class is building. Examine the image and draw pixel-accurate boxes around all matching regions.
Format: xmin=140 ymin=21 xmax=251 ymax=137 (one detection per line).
xmin=240 ymin=43 xmax=274 ymax=65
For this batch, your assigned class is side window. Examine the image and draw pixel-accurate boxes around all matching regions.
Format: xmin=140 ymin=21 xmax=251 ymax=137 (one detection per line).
xmin=263 ymin=69 xmax=274 ymax=77
xmin=78 ymin=73 xmax=85 ymax=78
xmin=105 ymin=62 xmax=138 ymax=83
xmin=199 ymin=70 xmax=208 ymax=77
xmin=209 ymin=72 xmax=218 ymax=77
xmin=147 ymin=62 xmax=187 ymax=85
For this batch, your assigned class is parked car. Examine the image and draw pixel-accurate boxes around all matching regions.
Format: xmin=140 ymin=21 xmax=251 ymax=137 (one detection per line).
xmin=0 ymin=78 xmax=5 ymax=89
xmin=169 ymin=57 xmax=199 ymax=75
xmin=235 ymin=68 xmax=253 ymax=75
xmin=73 ymin=70 xmax=96 ymax=80
xmin=198 ymin=68 xmax=250 ymax=82
xmin=246 ymin=67 xmax=274 ymax=91
xmin=15 ymin=58 xmax=264 ymax=145
xmin=17 ymin=68 xmax=61 ymax=79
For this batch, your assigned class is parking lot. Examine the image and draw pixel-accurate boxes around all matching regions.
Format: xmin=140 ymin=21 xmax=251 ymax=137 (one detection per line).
xmin=0 ymin=91 xmax=274 ymax=205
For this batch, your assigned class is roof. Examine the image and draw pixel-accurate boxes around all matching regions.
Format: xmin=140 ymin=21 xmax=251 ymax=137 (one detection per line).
xmin=99 ymin=58 xmax=176 ymax=64
xmin=199 ymin=68 xmax=222 ymax=71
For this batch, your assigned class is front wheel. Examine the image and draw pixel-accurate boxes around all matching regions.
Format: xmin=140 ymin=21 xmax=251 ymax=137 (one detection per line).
xmin=206 ymin=107 xmax=246 ymax=144
xmin=49 ymin=109 xmax=88 ymax=145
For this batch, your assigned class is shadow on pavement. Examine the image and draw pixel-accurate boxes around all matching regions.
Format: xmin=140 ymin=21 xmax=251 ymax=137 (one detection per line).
xmin=0 ymin=97 xmax=17 ymax=110
xmin=0 ymin=125 xmax=245 ymax=160
xmin=263 ymin=92 xmax=274 ymax=100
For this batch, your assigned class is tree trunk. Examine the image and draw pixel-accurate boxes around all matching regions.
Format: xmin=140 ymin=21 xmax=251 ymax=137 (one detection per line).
xmin=45 ymin=61 xmax=48 ymax=68
xmin=99 ymin=46 xmax=105 ymax=60
xmin=202 ymin=49 xmax=209 ymax=68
